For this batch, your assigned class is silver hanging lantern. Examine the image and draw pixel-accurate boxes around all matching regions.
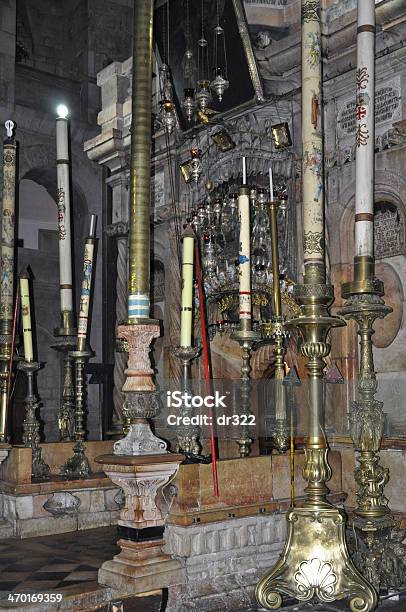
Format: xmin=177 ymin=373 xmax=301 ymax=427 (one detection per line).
xmin=210 ymin=73 xmax=229 ymax=102
xmin=160 ymin=99 xmax=176 ymax=134
xmin=196 ymin=0 xmax=212 ymax=113
xmin=183 ymin=88 xmax=195 ymax=122
xmin=190 ymin=148 xmax=203 ymax=183
xmin=210 ymin=8 xmax=229 ymax=102
xmin=196 ymin=80 xmax=212 ymax=112
xmin=159 ymin=63 xmax=173 ymax=101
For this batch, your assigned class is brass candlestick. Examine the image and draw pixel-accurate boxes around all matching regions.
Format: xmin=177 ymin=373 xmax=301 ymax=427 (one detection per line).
xmin=341 ymin=270 xmax=406 ymax=591
xmin=268 ymin=199 xmax=289 ymax=454
xmin=256 ymin=0 xmax=376 ymax=606
xmin=172 ymin=346 xmax=201 ymax=455
xmin=60 ymin=348 xmax=94 ymax=479
xmin=52 ymin=310 xmax=77 ymax=441
xmin=233 ymin=324 xmax=259 ymax=458
xmin=256 ymin=271 xmax=377 ymax=611
xmin=17 ymin=360 xmax=50 ymax=480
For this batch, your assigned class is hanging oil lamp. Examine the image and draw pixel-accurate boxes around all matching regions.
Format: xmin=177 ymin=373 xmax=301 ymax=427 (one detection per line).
xmin=160 ymin=99 xmax=176 ymax=134
xmin=196 ymin=75 xmax=212 ymax=113
xmin=183 ymin=88 xmax=195 ymax=122
xmin=210 ymin=0 xmax=229 ymax=102
xmin=196 ymin=0 xmax=212 ymax=112
xmin=190 ymin=148 xmax=203 ymax=183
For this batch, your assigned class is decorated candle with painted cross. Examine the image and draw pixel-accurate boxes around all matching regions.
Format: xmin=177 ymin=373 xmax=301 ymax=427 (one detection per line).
xmin=77 ymin=215 xmax=97 ymax=351
xmin=238 ymin=183 xmax=252 ymax=325
xmin=354 ymin=0 xmax=376 ymax=261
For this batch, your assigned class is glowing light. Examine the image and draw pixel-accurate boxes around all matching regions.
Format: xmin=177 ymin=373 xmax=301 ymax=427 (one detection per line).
xmin=56 ymin=104 xmax=69 ymax=119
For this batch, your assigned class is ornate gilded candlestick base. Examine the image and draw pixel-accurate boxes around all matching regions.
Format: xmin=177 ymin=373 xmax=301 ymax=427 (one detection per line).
xmin=172 ymin=346 xmax=201 ymax=456
xmin=232 ymin=327 xmax=259 ymax=458
xmin=52 ymin=311 xmax=77 ymax=442
xmin=17 ymin=360 xmax=50 ymax=480
xmin=60 ymin=349 xmax=94 ymax=479
xmin=340 ymin=282 xmax=406 ymax=591
xmin=256 ymin=281 xmax=377 ymax=612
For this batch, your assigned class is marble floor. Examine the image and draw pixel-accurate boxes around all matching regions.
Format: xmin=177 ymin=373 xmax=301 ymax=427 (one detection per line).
xmin=0 ymin=527 xmax=162 ymax=610
xmin=0 ymin=526 xmax=118 ymax=598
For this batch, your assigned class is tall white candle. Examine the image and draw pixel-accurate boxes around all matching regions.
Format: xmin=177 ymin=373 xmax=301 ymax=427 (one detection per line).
xmin=238 ymin=187 xmax=251 ymax=324
xmin=0 ymin=122 xmax=17 ymax=347
xmin=242 ymin=157 xmax=247 ymax=185
xmin=19 ymin=276 xmax=33 ymax=362
xmin=56 ymin=105 xmax=73 ymax=315
xmin=180 ymin=226 xmax=195 ymax=348
xmin=77 ymin=215 xmax=97 ymax=351
xmin=354 ymin=0 xmax=375 ymax=260
xmin=269 ymin=166 xmax=274 ymax=202
xmin=301 ymin=0 xmax=325 ymax=278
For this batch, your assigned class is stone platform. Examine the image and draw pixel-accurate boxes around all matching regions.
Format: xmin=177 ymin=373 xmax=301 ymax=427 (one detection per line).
xmin=0 ymin=442 xmax=121 ymax=538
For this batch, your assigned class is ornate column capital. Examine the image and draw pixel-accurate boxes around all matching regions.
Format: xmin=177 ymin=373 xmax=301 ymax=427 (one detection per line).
xmin=117 ymin=323 xmax=160 ymax=393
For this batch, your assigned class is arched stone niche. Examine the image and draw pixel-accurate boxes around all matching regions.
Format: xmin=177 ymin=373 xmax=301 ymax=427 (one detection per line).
xmin=374 ymin=201 xmax=405 ymax=260
xmin=339 ymin=194 xmax=405 ymax=349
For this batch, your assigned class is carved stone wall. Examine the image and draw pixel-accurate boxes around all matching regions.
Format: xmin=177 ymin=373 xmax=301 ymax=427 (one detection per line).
xmin=164 ymin=514 xmax=286 ymax=612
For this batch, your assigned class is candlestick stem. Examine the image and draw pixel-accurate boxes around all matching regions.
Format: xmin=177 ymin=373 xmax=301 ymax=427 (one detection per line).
xmin=172 ymin=346 xmax=201 ymax=456
xmin=17 ymin=360 xmax=50 ymax=480
xmin=60 ymin=349 xmax=94 ymax=479
xmin=268 ymin=200 xmax=289 ymax=453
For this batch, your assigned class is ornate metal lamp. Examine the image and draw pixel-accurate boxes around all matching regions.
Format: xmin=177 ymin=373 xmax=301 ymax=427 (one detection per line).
xmin=190 ymin=148 xmax=203 ymax=183
xmin=190 ymin=181 xmax=297 ymax=341
xmin=183 ymin=88 xmax=195 ymax=122
xmin=196 ymin=0 xmax=212 ymax=113
xmin=210 ymin=19 xmax=229 ymax=102
xmin=160 ymin=99 xmax=176 ymax=135
xmin=210 ymin=0 xmax=229 ymax=103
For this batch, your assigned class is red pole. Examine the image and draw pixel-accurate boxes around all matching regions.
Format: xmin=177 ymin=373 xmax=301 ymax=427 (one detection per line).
xmin=195 ymin=243 xmax=219 ymax=497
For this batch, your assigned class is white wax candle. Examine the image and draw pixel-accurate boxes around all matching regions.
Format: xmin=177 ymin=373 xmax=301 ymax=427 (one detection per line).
xmin=269 ymin=166 xmax=274 ymax=202
xmin=19 ymin=277 xmax=33 ymax=362
xmin=56 ymin=115 xmax=73 ymax=314
xmin=354 ymin=0 xmax=375 ymax=259
xmin=180 ymin=229 xmax=195 ymax=347
xmin=77 ymin=238 xmax=95 ymax=350
xmin=242 ymin=157 xmax=246 ymax=185
xmin=238 ymin=189 xmax=251 ymax=321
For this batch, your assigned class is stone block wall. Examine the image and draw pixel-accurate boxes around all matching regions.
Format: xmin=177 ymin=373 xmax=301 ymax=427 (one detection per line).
xmin=164 ymin=514 xmax=286 ymax=612
xmin=0 ymin=482 xmax=122 ymax=539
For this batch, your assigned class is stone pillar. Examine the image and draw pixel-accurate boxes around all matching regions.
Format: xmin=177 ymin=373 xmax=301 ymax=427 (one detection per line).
xmin=93 ymin=0 xmax=185 ymax=599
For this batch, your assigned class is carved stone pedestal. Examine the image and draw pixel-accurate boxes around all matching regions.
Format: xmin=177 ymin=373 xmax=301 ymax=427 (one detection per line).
xmin=95 ymin=454 xmax=185 ymax=595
